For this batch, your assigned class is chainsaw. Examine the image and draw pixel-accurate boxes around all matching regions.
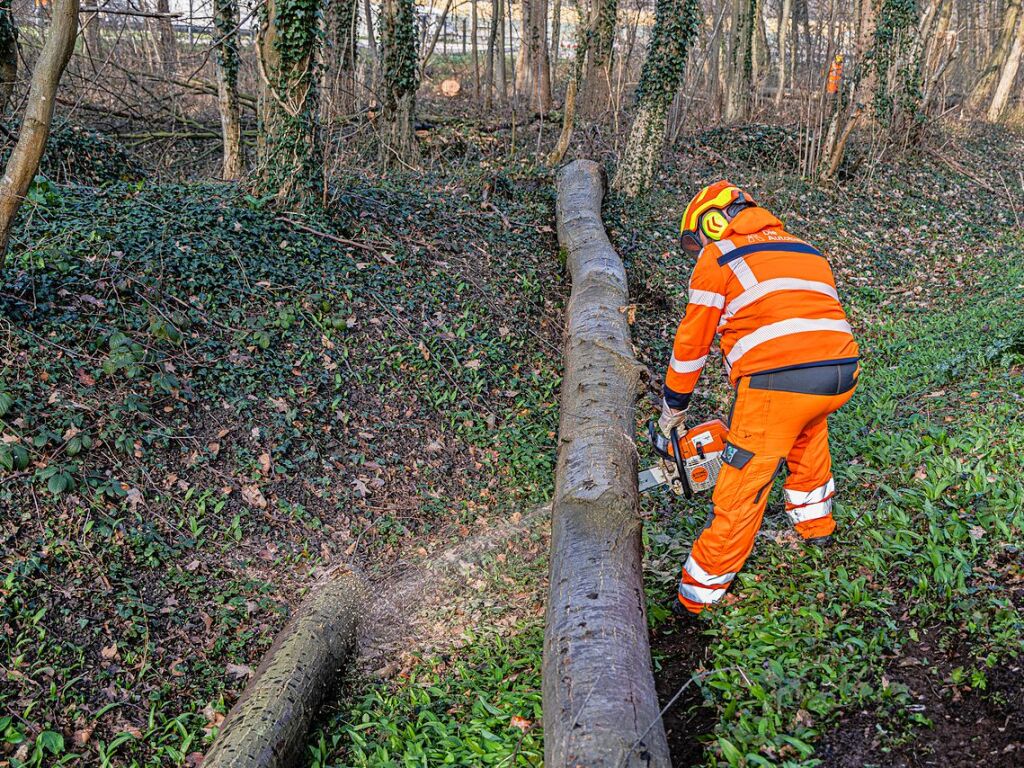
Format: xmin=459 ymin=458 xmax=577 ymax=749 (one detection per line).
xmin=638 ymin=419 xmax=729 ymax=498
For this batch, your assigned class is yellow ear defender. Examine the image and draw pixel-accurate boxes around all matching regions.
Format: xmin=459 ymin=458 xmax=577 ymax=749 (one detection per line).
xmin=700 ymin=210 xmax=730 ymax=240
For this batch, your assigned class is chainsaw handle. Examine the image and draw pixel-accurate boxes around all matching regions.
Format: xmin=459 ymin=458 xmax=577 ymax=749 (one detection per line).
xmin=646 ymin=420 xmax=694 ymax=499
xmin=669 ymin=426 xmax=694 ymax=499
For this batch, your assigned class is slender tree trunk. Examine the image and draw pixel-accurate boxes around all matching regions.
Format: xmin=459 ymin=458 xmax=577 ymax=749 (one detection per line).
xmin=495 ymin=0 xmax=507 ymax=101
xmin=724 ymin=0 xmax=754 ymax=122
xmin=551 ymin=0 xmax=561 ymax=70
xmin=774 ymin=0 xmax=792 ymax=107
xmin=987 ymin=10 xmax=1024 ymax=120
xmin=612 ymin=0 xmax=701 ymax=196
xmin=363 ymin=0 xmax=377 ymax=60
xmin=420 ymin=0 xmax=455 ymax=75
xmin=0 ymin=0 xmax=79 ymax=268
xmin=0 ymin=0 xmax=17 ymax=116
xmin=471 ymin=0 xmax=480 ymax=99
xmin=968 ymin=0 xmax=1021 ymax=111
xmin=485 ymin=0 xmax=498 ymax=106
xmin=577 ymin=0 xmax=618 ymax=119
xmin=516 ymin=0 xmax=548 ymax=111
xmin=256 ymin=0 xmax=323 ymax=204
xmin=155 ymin=0 xmax=177 ymax=72
xmin=379 ymin=0 xmax=419 ymax=166
xmin=544 ymin=159 xmax=671 ymax=768
xmin=214 ymin=0 xmax=243 ymax=180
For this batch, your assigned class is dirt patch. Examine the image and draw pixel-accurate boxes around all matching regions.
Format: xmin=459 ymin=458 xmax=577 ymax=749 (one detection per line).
xmin=818 ymin=630 xmax=1023 ymax=768
xmin=650 ymin=621 xmax=715 ymax=766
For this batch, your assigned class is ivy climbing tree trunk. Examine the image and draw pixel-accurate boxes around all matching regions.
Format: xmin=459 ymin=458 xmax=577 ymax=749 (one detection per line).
xmin=612 ymin=0 xmax=701 ymax=197
xmin=514 ymin=0 xmax=552 ymax=113
xmin=577 ymin=0 xmax=618 ymax=120
xmin=378 ymin=0 xmax=419 ymax=167
xmin=256 ymin=0 xmax=323 ymax=205
xmin=214 ymin=0 xmax=243 ymax=180
xmin=0 ymin=0 xmax=78 ymax=268
xmin=724 ymin=0 xmax=755 ymax=122
xmin=0 ymin=0 xmax=17 ymax=116
xmin=986 ymin=8 xmax=1024 ymax=121
xmin=967 ymin=0 xmax=1021 ymax=112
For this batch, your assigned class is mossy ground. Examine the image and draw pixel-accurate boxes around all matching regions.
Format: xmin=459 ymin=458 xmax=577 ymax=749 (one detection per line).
xmin=2 ymin=123 xmax=1022 ymax=768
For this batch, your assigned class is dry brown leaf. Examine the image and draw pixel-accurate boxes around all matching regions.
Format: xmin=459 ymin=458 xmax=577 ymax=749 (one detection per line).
xmin=241 ymin=484 xmax=268 ymax=509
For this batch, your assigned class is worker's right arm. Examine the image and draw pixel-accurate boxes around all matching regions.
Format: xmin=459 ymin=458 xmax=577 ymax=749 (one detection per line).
xmin=663 ymin=250 xmax=725 ymax=411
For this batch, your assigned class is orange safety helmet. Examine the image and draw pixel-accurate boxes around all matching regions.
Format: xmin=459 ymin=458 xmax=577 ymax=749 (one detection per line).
xmin=679 ymin=181 xmax=756 ymax=255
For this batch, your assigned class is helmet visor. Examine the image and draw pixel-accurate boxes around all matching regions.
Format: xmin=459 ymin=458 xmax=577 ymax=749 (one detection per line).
xmin=679 ymin=229 xmax=703 ymax=256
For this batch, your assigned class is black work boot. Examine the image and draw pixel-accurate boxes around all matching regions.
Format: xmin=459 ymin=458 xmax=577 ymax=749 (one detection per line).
xmin=670 ymin=595 xmax=705 ymax=623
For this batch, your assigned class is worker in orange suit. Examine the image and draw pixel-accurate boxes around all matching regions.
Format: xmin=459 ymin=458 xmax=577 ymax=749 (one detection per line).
xmin=659 ymin=181 xmax=859 ymax=615
xmin=827 ymin=54 xmax=844 ymax=95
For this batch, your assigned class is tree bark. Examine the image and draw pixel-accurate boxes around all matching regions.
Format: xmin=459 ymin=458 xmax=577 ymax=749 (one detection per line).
xmin=967 ymin=0 xmax=1021 ymax=112
xmin=986 ymin=9 xmax=1024 ymax=120
xmin=256 ymin=0 xmax=323 ymax=204
xmin=0 ymin=0 xmax=17 ymax=116
xmin=774 ymin=0 xmax=792 ymax=108
xmin=203 ymin=573 xmax=363 ymax=768
xmin=379 ymin=0 xmax=419 ymax=166
xmin=544 ymin=159 xmax=670 ymax=768
xmin=724 ymin=0 xmax=755 ymax=122
xmin=612 ymin=0 xmax=701 ymax=196
xmin=515 ymin=0 xmax=552 ymax=112
xmin=214 ymin=0 xmax=243 ymax=180
xmin=471 ymin=0 xmax=480 ymax=99
xmin=155 ymin=0 xmax=177 ymax=72
xmin=577 ymin=0 xmax=618 ymax=120
xmin=325 ymin=0 xmax=359 ymax=115
xmin=0 ymin=0 xmax=78 ymax=268
xmin=550 ymin=0 xmax=561 ymax=69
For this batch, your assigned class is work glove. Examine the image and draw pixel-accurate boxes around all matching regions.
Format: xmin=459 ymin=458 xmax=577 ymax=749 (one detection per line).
xmin=658 ymin=398 xmax=686 ymax=439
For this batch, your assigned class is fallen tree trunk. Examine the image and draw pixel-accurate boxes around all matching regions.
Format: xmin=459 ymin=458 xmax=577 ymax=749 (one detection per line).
xmin=543 ymin=159 xmax=670 ymax=767
xmin=204 ymin=571 xmax=363 ymax=768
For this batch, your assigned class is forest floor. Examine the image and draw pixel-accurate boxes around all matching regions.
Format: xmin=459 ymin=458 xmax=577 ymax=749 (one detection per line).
xmin=1 ymin=120 xmax=1022 ymax=768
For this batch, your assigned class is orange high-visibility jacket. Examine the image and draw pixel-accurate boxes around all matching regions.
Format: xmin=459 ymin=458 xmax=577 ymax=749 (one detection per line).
xmin=827 ymin=58 xmax=843 ymax=94
xmin=663 ymin=207 xmax=858 ymax=410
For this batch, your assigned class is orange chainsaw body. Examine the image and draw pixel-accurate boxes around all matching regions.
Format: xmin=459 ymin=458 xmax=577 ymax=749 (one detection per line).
xmin=642 ymin=419 xmax=730 ymax=497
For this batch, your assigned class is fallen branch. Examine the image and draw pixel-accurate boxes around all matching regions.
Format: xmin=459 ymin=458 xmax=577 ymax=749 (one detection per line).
xmin=542 ymin=159 xmax=669 ymax=767
xmin=203 ymin=571 xmax=364 ymax=768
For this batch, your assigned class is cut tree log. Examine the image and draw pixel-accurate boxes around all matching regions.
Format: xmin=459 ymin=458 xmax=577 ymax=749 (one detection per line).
xmin=204 ymin=571 xmax=364 ymax=768
xmin=543 ymin=159 xmax=671 ymax=768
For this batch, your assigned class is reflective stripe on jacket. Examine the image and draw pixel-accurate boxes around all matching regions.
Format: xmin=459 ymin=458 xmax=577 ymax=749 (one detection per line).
xmin=663 ymin=207 xmax=858 ymax=409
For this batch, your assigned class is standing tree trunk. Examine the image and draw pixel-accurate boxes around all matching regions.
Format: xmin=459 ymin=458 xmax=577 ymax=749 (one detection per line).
xmin=986 ymin=9 xmax=1024 ymax=120
xmin=821 ymin=0 xmax=877 ymax=180
xmin=515 ymin=0 xmax=552 ymax=112
xmin=0 ymin=0 xmax=17 ymax=116
xmin=363 ymin=0 xmax=377 ymax=61
xmin=612 ymin=0 xmax=701 ymax=197
xmin=724 ymin=0 xmax=755 ymax=122
xmin=155 ymin=0 xmax=178 ymax=72
xmin=577 ymin=0 xmax=618 ymax=120
xmin=550 ymin=0 xmax=561 ymax=70
xmin=214 ymin=0 xmax=243 ymax=180
xmin=256 ymin=0 xmax=323 ymax=205
xmin=471 ymin=0 xmax=480 ymax=99
xmin=544 ymin=159 xmax=671 ymax=768
xmin=378 ymin=0 xmax=419 ymax=167
xmin=967 ymin=0 xmax=1021 ymax=112
xmin=326 ymin=0 xmax=359 ymax=115
xmin=0 ymin=0 xmax=79 ymax=268
xmin=495 ymin=0 xmax=507 ymax=101
xmin=774 ymin=0 xmax=792 ymax=107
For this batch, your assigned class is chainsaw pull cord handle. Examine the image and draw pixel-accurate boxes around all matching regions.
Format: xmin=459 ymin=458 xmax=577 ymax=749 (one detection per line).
xmin=669 ymin=426 xmax=693 ymax=499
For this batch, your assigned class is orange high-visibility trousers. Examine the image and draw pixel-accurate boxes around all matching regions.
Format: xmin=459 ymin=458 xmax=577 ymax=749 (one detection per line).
xmin=677 ymin=365 xmax=858 ymax=613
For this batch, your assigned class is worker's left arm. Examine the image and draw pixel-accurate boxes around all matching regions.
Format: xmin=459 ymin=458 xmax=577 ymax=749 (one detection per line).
xmin=663 ymin=251 xmax=725 ymax=414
